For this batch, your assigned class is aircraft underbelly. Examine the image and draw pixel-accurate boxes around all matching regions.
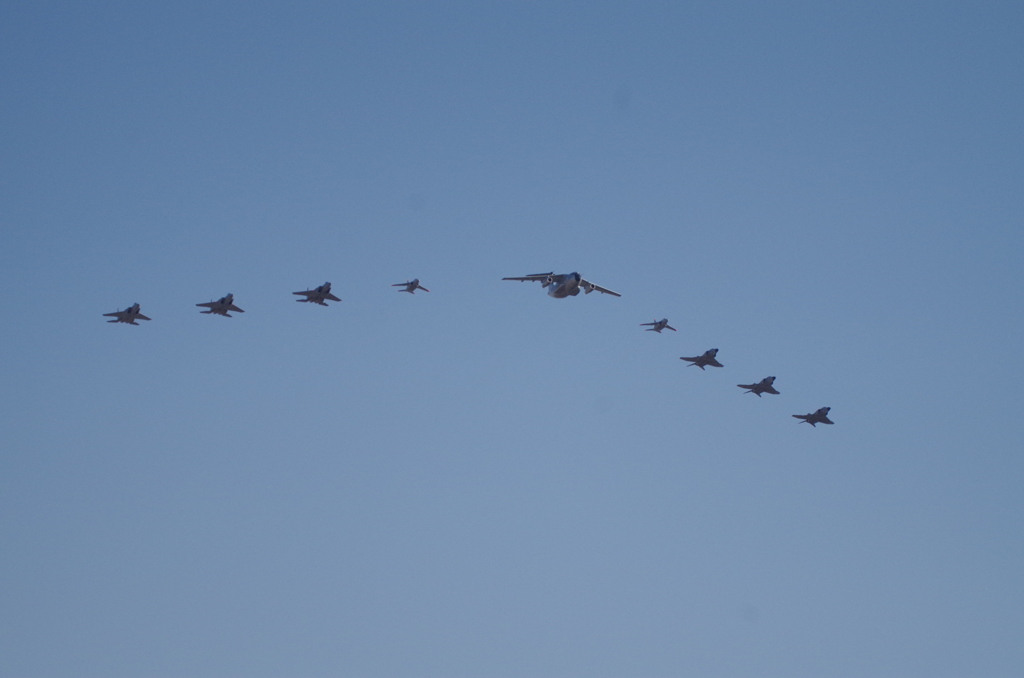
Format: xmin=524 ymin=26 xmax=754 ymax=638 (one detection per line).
xmin=549 ymin=281 xmax=579 ymax=298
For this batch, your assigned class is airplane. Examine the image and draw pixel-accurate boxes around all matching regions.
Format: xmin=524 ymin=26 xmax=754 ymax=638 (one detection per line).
xmin=502 ymin=272 xmax=621 ymax=298
xmin=103 ymin=303 xmax=151 ymax=325
xmin=675 ymin=350 xmax=724 ymax=372
xmin=196 ymin=293 xmax=245 ymax=317
xmin=293 ymin=282 xmax=341 ymax=306
xmin=393 ymin=279 xmax=429 ymax=294
xmin=737 ymin=376 xmax=780 ymax=396
xmin=793 ymin=407 xmax=834 ymax=427
xmin=679 ymin=348 xmax=723 ymax=370
xmin=641 ymin=318 xmax=676 ymax=333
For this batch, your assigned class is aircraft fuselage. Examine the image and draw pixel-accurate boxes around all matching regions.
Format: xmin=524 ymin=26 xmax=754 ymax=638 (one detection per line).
xmin=547 ymin=272 xmax=583 ymax=298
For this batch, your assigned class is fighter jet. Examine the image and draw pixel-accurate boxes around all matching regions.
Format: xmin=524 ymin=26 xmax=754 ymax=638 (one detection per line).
xmin=737 ymin=376 xmax=780 ymax=397
xmin=293 ymin=282 xmax=341 ymax=306
xmin=103 ymin=303 xmax=151 ymax=325
xmin=641 ymin=318 xmax=676 ymax=333
xmin=793 ymin=407 xmax=834 ymax=427
xmin=679 ymin=348 xmax=723 ymax=370
xmin=392 ymin=279 xmax=429 ymax=294
xmin=196 ymin=293 xmax=245 ymax=317
xmin=502 ymin=272 xmax=621 ymax=298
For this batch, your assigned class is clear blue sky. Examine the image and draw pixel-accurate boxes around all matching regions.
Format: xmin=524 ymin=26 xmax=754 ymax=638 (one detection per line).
xmin=2 ymin=2 xmax=1023 ymax=676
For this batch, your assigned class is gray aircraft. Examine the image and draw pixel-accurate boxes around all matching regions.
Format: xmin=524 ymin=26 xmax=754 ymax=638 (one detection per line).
xmin=738 ymin=376 xmax=780 ymax=396
xmin=393 ymin=279 xmax=429 ymax=294
xmin=641 ymin=318 xmax=676 ymax=333
xmin=679 ymin=348 xmax=723 ymax=370
xmin=793 ymin=407 xmax=834 ymax=427
xmin=103 ymin=303 xmax=151 ymax=325
xmin=196 ymin=293 xmax=245 ymax=317
xmin=502 ymin=272 xmax=621 ymax=298
xmin=294 ymin=282 xmax=341 ymax=306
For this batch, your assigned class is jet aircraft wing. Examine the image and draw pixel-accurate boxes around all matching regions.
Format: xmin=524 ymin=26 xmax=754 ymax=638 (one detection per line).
xmin=103 ymin=311 xmax=135 ymax=324
xmin=501 ymin=272 xmax=562 ymax=283
xmin=579 ymin=279 xmax=621 ymax=297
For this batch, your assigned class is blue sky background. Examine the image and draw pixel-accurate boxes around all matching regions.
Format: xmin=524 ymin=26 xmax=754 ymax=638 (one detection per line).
xmin=2 ymin=2 xmax=1022 ymax=676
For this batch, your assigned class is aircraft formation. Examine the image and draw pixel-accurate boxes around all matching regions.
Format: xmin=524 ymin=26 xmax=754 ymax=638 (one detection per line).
xmin=104 ymin=271 xmax=833 ymax=428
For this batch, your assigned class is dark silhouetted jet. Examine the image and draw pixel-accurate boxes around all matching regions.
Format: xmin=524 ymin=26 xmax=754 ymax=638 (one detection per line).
xmin=196 ymin=293 xmax=245 ymax=317
xmin=737 ymin=376 xmax=780 ymax=397
xmin=393 ymin=279 xmax=429 ymax=294
xmin=640 ymin=318 xmax=676 ymax=333
xmin=103 ymin=303 xmax=150 ymax=325
xmin=294 ymin=282 xmax=341 ymax=306
xmin=793 ymin=407 xmax=834 ymax=427
xmin=680 ymin=348 xmax=723 ymax=370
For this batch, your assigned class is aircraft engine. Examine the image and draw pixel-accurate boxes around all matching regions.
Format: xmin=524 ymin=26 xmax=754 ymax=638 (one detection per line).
xmin=584 ymin=283 xmax=596 ymax=294
xmin=543 ymin=275 xmax=554 ymax=288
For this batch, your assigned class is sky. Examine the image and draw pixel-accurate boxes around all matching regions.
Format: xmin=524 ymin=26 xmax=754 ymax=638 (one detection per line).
xmin=2 ymin=2 xmax=1023 ymax=676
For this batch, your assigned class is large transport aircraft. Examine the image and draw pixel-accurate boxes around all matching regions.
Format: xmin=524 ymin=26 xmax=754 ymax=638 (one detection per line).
xmin=502 ymin=272 xmax=620 ymax=298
